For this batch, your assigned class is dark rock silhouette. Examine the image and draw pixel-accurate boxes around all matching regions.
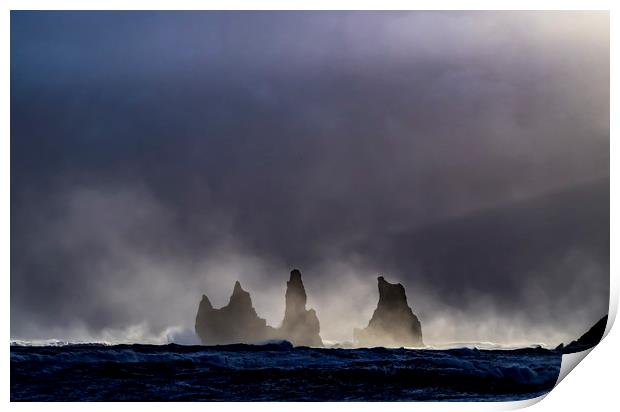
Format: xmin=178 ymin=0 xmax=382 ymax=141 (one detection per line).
xmin=278 ymin=269 xmax=322 ymax=347
xmin=195 ymin=281 xmax=275 ymax=345
xmin=354 ymin=276 xmax=423 ymax=347
xmin=557 ymin=315 xmax=607 ymax=353
xmin=195 ymin=270 xmax=323 ymax=346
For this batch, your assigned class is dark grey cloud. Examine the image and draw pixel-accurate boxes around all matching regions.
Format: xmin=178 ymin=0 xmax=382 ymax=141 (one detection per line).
xmin=11 ymin=11 xmax=609 ymax=345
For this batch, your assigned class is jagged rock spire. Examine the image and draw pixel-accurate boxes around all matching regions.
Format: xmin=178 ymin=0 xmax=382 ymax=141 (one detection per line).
xmin=354 ymin=276 xmax=423 ymax=348
xmin=280 ymin=269 xmax=322 ymax=347
xmin=284 ymin=269 xmax=308 ymax=318
xmin=228 ymin=281 xmax=253 ymax=309
xmin=200 ymin=294 xmax=213 ymax=311
xmin=195 ymin=280 xmax=275 ymax=345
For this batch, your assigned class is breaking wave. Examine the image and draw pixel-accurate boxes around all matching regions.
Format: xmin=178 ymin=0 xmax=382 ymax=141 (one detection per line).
xmin=11 ymin=342 xmax=561 ymax=401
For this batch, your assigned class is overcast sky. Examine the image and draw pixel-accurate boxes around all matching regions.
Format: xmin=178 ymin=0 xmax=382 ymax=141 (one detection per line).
xmin=11 ymin=11 xmax=609 ymax=345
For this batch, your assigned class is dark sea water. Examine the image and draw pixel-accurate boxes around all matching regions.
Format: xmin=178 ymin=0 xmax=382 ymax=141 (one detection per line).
xmin=10 ymin=341 xmax=562 ymax=401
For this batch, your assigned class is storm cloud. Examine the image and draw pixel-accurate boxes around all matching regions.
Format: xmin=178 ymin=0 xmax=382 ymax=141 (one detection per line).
xmin=11 ymin=11 xmax=609 ymax=345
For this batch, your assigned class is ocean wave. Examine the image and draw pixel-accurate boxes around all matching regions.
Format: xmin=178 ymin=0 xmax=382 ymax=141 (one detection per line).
xmin=11 ymin=342 xmax=561 ymax=401
xmin=10 ymin=339 xmax=113 ymax=347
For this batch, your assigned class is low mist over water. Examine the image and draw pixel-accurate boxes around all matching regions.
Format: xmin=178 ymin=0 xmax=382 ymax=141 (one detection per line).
xmin=11 ymin=11 xmax=609 ymax=347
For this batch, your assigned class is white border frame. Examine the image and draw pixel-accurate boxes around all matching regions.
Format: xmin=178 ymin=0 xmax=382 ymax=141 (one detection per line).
xmin=3 ymin=2 xmax=616 ymax=411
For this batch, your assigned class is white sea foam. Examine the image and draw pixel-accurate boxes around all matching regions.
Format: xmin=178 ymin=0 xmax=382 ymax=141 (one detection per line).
xmin=10 ymin=339 xmax=113 ymax=347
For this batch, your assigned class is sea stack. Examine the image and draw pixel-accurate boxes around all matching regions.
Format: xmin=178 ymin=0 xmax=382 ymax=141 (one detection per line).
xmin=195 ymin=281 xmax=275 ymax=345
xmin=354 ymin=276 xmax=423 ymax=347
xmin=195 ymin=270 xmax=323 ymax=346
xmin=279 ymin=269 xmax=323 ymax=347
